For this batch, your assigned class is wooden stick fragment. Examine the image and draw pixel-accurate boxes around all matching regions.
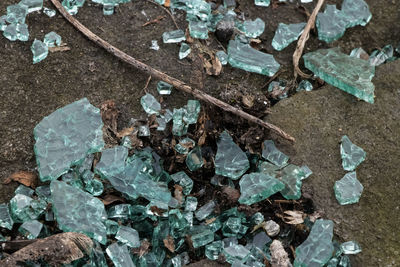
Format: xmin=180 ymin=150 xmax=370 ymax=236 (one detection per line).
xmin=50 ymin=0 xmax=295 ymax=142
xmin=293 ymin=0 xmax=325 ymax=79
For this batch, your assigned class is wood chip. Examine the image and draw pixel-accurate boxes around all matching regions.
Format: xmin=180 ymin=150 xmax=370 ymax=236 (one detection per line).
xmin=163 ymin=235 xmax=175 ymax=253
xmin=100 ymin=194 xmax=125 ymax=205
xmin=3 ymin=171 xmax=38 ymax=189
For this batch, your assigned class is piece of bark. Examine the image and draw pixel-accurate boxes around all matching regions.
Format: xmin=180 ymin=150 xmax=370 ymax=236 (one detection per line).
xmin=3 ymin=171 xmax=38 ymax=188
xmin=269 ymin=240 xmax=292 ymax=267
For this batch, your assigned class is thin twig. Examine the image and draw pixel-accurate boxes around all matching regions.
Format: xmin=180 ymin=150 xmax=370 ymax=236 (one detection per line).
xmin=293 ymin=0 xmax=325 ymax=79
xmin=143 ymin=75 xmax=152 ymax=92
xmin=144 ymin=0 xmax=179 ymax=29
xmin=50 ymin=0 xmax=295 ymax=142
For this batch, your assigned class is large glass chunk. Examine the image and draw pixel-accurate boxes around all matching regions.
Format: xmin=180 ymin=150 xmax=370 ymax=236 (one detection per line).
xmin=280 ymin=164 xmax=307 ymax=200
xmin=223 ymin=244 xmax=251 ymax=264
xmin=171 ymin=171 xmax=193 ymax=195
xmin=163 ymin=29 xmax=186 ymax=43
xmin=272 ymin=22 xmax=306 ymax=51
xmin=262 ymin=140 xmax=289 ymax=168
xmin=195 ymin=200 xmax=216 ymax=221
xmin=183 ymin=100 xmax=200 ymax=125
xmin=214 ymin=131 xmax=249 ymax=180
xmin=43 ymin=7 xmax=56 ymax=17
xmin=115 ymin=226 xmax=140 ymax=248
xmin=316 ymin=5 xmax=349 ymax=43
xmin=341 ymin=0 xmax=372 ymax=27
xmin=228 ymin=39 xmax=280 ymax=77
xmin=6 ymin=4 xmax=28 ymax=24
xmin=340 ymin=241 xmax=362 ymax=255
xmin=254 ymin=0 xmax=270 ymax=7
xmin=350 ymin=47 xmax=369 ymax=60
xmin=184 ymin=196 xmax=198 ymax=211
xmin=175 ymin=138 xmax=195 ymax=155
xmin=294 ymin=219 xmax=334 ymax=267
xmin=340 ymin=135 xmax=366 ymax=171
xmin=51 ymin=180 xmax=107 ymax=244
xmin=16 ymin=23 xmax=29 ymax=42
xmin=141 ymin=93 xmax=161 ymax=115
xmin=3 ymin=24 xmax=18 ymax=41
xmin=19 ymin=220 xmax=43 ymax=239
xmin=157 ymin=81 xmax=173 ymax=95
xmin=303 ymin=48 xmax=375 ymax=103
xmin=222 ymin=217 xmax=248 ymax=237
xmin=19 ymin=0 xmax=43 ymax=13
xmin=237 ymin=18 xmax=265 ymax=38
xmin=186 ymin=146 xmax=203 ymax=171
xmin=205 ymin=240 xmax=224 ymax=260
xmin=15 ymin=185 xmax=34 ymax=196
xmin=238 ymin=173 xmax=285 ymax=205
xmin=134 ymin=173 xmax=172 ymax=209
xmin=189 ymin=20 xmax=209 ymax=39
xmin=369 ymin=45 xmax=393 ymax=67
xmin=34 ymin=98 xmax=104 ymax=181
xmin=172 ymin=108 xmax=188 ymax=136
xmin=44 ymin=31 xmax=62 ymax=47
xmin=334 ymin=172 xmax=363 ymax=205
xmin=106 ymin=243 xmax=135 ymax=267
xmin=0 ymin=204 xmax=14 ymax=230
xmin=190 ymin=226 xmax=214 ymax=248
xmin=10 ymin=194 xmax=46 ymax=223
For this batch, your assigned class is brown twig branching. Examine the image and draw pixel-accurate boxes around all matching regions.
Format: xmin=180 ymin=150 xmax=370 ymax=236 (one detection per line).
xmin=293 ymin=0 xmax=325 ymax=79
xmin=50 ymin=0 xmax=295 ymax=142
xmin=144 ymin=0 xmax=179 ymax=29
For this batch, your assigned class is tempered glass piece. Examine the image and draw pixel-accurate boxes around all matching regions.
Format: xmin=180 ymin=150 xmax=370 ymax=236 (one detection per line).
xmin=216 ymin=51 xmax=228 ymax=65
xmin=6 ymin=4 xmax=28 ymax=24
xmin=44 ymin=31 xmax=61 ymax=47
xmin=238 ymin=18 xmax=265 ymax=38
xmin=316 ymin=5 xmax=348 ymax=43
xmin=252 ymin=231 xmax=272 ymax=249
xmin=163 ymin=29 xmax=186 ymax=43
xmin=19 ymin=220 xmax=43 ymax=239
xmin=300 ymin=165 xmax=312 ymax=180
xmin=369 ymin=45 xmax=393 ymax=66
xmin=190 ymin=226 xmax=214 ymax=248
xmin=34 ymin=98 xmax=104 ymax=181
xmin=223 ymin=236 xmax=238 ymax=248
xmin=195 ymin=200 xmax=216 ymax=221
xmin=179 ymin=42 xmax=191 ymax=59
xmin=157 ymin=81 xmax=173 ymax=95
xmin=15 ymin=185 xmax=34 ymax=196
xmin=35 ymin=186 xmax=50 ymax=201
xmin=141 ymin=93 xmax=161 ymax=115
xmin=16 ymin=23 xmax=29 ymax=41
xmin=104 ymin=219 xmax=119 ymax=235
xmin=303 ymin=48 xmax=375 ymax=103
xmin=350 ymin=47 xmax=369 ymax=60
xmin=106 ymin=243 xmax=135 ymax=267
xmin=115 ymin=226 xmax=140 ymax=248
xmin=280 ymin=164 xmax=306 ymax=200
xmin=338 ymin=255 xmax=351 ymax=267
xmin=84 ymin=178 xmax=104 ymax=196
xmin=186 ymin=146 xmax=203 ymax=171
xmin=175 ymin=138 xmax=195 ymax=154
xmin=171 ymin=171 xmax=193 ymax=195
xmin=51 ymin=180 xmax=107 ymax=244
xmin=214 ymin=131 xmax=250 ymax=180
xmin=43 ymin=7 xmax=56 ymax=17
xmin=254 ymin=0 xmax=270 ymax=7
xmin=172 ymin=108 xmax=188 ymax=136
xmin=150 ymin=39 xmax=159 ymax=51
xmin=340 ymin=135 xmax=366 ymax=171
xmin=62 ymin=0 xmax=79 ymax=15
xmin=223 ymin=244 xmax=251 ymax=264
xmin=103 ymin=4 xmax=114 ymax=15
xmin=257 ymin=161 xmax=279 ymax=177
xmin=0 ymin=204 xmax=14 ymax=230
xmin=183 ymin=100 xmax=200 ymax=124
xmin=138 ymin=125 xmax=150 ymax=137
xmin=334 ymin=172 xmax=363 ymax=205
xmin=0 ymin=16 xmax=7 ymax=31
xmin=340 ymin=241 xmax=361 ymax=255
xmin=341 ymin=0 xmax=371 ymax=27
xmin=238 ymin=173 xmax=285 ymax=205
xmin=169 ymin=209 xmax=189 ymax=238
xmin=272 ymin=22 xmax=306 ymax=51
xmin=10 ymin=194 xmax=46 ymax=223
xmin=294 ymin=219 xmax=334 ymax=267
xmin=262 ymin=140 xmax=289 ymax=168
xmin=222 ymin=217 xmax=246 ymax=237
xmin=296 ymin=80 xmax=313 ymax=92
xmin=205 ymin=240 xmax=223 ymax=260
xmin=228 ymin=39 xmax=280 ymax=77
xmin=251 ymin=212 xmax=264 ymax=225
xmin=107 ymin=204 xmax=132 ymax=220
xmin=3 ymin=24 xmax=18 ymax=41
xmin=19 ymin=0 xmax=43 ymax=13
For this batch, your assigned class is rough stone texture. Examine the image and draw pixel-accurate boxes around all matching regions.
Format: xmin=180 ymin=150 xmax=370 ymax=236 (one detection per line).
xmin=268 ymin=60 xmax=400 ymax=266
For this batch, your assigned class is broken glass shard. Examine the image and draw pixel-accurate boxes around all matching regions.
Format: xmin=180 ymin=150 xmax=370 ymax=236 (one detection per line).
xmin=3 ymin=24 xmax=18 ymax=41
xmin=228 ymin=39 xmax=280 ymax=76
xmin=223 ymin=244 xmax=251 ymax=264
xmin=186 ymin=146 xmax=203 ymax=171
xmin=183 ymin=100 xmax=200 ymax=124
xmin=106 ymin=243 xmax=135 ymax=267
xmin=0 ymin=16 xmax=7 ymax=31
xmin=0 ymin=204 xmax=14 ymax=230
xmin=254 ymin=0 xmax=270 ymax=7
xmin=188 ymin=19 xmax=209 ymax=39
xmin=17 ymin=23 xmax=29 ymax=41
xmin=340 ymin=135 xmax=366 ymax=171
xmin=350 ymin=47 xmax=369 ymax=60
xmin=190 ymin=226 xmax=214 ymax=248
xmin=303 ymin=48 xmax=375 ymax=103
xmin=156 ymin=117 xmax=166 ymax=131
xmin=31 ymin=39 xmax=48 ymax=63
xmin=138 ymin=125 xmax=150 ymax=137
xmin=222 ymin=217 xmax=246 ymax=237
xmin=44 ymin=31 xmax=61 ymax=47
xmin=272 ymin=22 xmax=306 ymax=51
xmin=105 ymin=219 xmax=119 ymax=235
xmin=369 ymin=45 xmax=393 ymax=66
xmin=238 ymin=18 xmax=265 ymax=38
xmin=316 ymin=5 xmax=349 ymax=43
xmin=10 ymin=194 xmax=46 ymax=223
xmin=157 ymin=81 xmax=173 ymax=95
xmin=216 ymin=50 xmax=228 ymax=65
xmin=175 ymin=138 xmax=195 ymax=154
xmin=294 ymin=219 xmax=334 ymax=267
xmin=341 ymin=0 xmax=371 ymax=27
xmin=163 ymin=29 xmax=186 ymax=43
xmin=184 ymin=196 xmax=198 ymax=212
xmin=84 ymin=178 xmax=104 ymax=196
xmin=19 ymin=0 xmax=43 ymax=13
xmin=35 ymin=185 xmax=51 ymax=200
xmin=195 ymin=200 xmax=216 ymax=221
xmin=280 ymin=164 xmax=306 ymax=200
xmin=19 ymin=220 xmax=43 ymax=239
xmin=296 ymin=80 xmax=313 ymax=92
xmin=179 ymin=42 xmax=191 ymax=59
xmin=141 ymin=93 xmax=161 ymax=115
xmin=252 ymin=231 xmax=272 ymax=249
xmin=103 ymin=3 xmax=115 ymax=16
xmin=262 ymin=140 xmax=289 ymax=168
xmin=107 ymin=204 xmax=132 ymax=220
xmin=15 ymin=185 xmax=34 ymax=197
xmin=214 ymin=131 xmax=250 ymax=180
xmin=334 ymin=172 xmax=363 ymax=205
xmin=62 ymin=0 xmax=79 ymax=15
xmin=258 ymin=161 xmax=279 ymax=177
xmin=6 ymin=4 xmax=28 ymax=24
xmin=43 ymin=7 xmax=56 ymax=17
xmin=238 ymin=173 xmax=285 ymax=205
xmin=172 ymin=171 xmax=193 ymax=195
xmin=172 ymin=108 xmax=188 ymax=136
xmin=34 ymin=98 xmax=104 ymax=181
xmin=205 ymin=240 xmax=224 ymax=260
xmin=115 ymin=226 xmax=140 ymax=248
xmin=169 ymin=209 xmax=189 ymax=238
xmin=51 ymin=180 xmax=107 ymax=244
xmin=150 ymin=39 xmax=159 ymax=51
xmin=340 ymin=241 xmax=361 ymax=255
xmin=251 ymin=212 xmax=264 ymax=225
xmin=300 ymin=165 xmax=312 ymax=180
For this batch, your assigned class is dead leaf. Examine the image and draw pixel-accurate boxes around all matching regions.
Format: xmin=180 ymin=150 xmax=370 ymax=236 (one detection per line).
xmin=100 ymin=194 xmax=125 ymax=205
xmin=199 ymin=54 xmax=222 ymax=76
xmin=3 ymin=171 xmax=38 ymax=188
xmin=132 ymin=239 xmax=151 ymax=257
xmin=221 ymin=186 xmax=240 ymax=202
xmin=174 ymin=184 xmax=184 ymax=204
xmin=150 ymin=206 xmax=166 ymax=216
xmin=100 ymin=100 xmax=119 ymax=133
xmin=205 ymin=217 xmax=217 ymax=225
xmin=242 ymin=94 xmax=255 ymax=108
xmin=282 ymin=210 xmax=306 ymax=225
xmin=142 ymin=15 xmax=165 ymax=27
xmin=309 ymin=210 xmax=323 ymax=222
xmin=164 ymin=0 xmax=170 ymax=7
xmin=116 ymin=126 xmax=134 ymax=138
xmin=163 ymin=235 xmax=175 ymax=253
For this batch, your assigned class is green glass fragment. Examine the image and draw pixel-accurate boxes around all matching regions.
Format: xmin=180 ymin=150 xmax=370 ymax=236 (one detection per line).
xmin=107 ymin=204 xmax=132 ymax=220
xmin=340 ymin=240 xmax=361 ymax=255
xmin=172 ymin=108 xmax=188 ymax=136
xmin=179 ymin=43 xmax=191 ymax=59
xmin=350 ymin=47 xmax=369 ymax=59
xmin=272 ymin=22 xmax=306 ymax=51
xmin=103 ymin=3 xmax=115 ymax=16
xmin=238 ymin=173 xmax=285 ymax=205
xmin=183 ymin=100 xmax=200 ymax=124
xmin=340 ymin=135 xmax=366 ymax=171
xmin=84 ymin=178 xmax=104 ymax=196
xmin=0 ymin=204 xmax=14 ymax=230
xmin=169 ymin=209 xmax=189 ymax=238
xmin=44 ymin=31 xmax=61 ymax=47
xmin=205 ymin=240 xmax=224 ymax=260
xmin=138 ymin=125 xmax=150 ymax=137
xmin=334 ymin=172 xmax=363 ymax=205
xmin=89 ymin=242 xmax=108 ymax=267
xmin=300 ymin=165 xmax=312 ymax=180
xmin=62 ymin=0 xmax=81 ymax=15
xmin=186 ymin=146 xmax=203 ymax=171
xmin=257 ymin=161 xmax=279 ymax=177
xmin=303 ymin=48 xmax=375 ymax=103
xmin=3 ymin=24 xmax=18 ymax=41
xmin=214 ymin=131 xmax=250 ymax=180
xmin=280 ymin=164 xmax=307 ymax=200
xmin=326 ymin=257 xmax=339 ymax=267
xmin=104 ymin=219 xmax=119 ymax=235
xmin=223 ymin=244 xmax=251 ymax=264
xmin=19 ymin=0 xmax=43 ymax=13
xmin=190 ymin=226 xmax=214 ymax=248
xmin=294 ymin=219 xmax=334 ymax=267
xmin=237 ymin=18 xmax=265 ymax=38
xmin=0 ymin=16 xmax=7 ymax=31
xmin=15 ymin=185 xmax=34 ymax=196
xmin=228 ymin=39 xmax=280 ymax=77
xmin=163 ymin=29 xmax=186 ymax=43
xmin=251 ymin=212 xmax=264 ymax=225
xmin=34 ymin=98 xmax=104 ymax=181
xmin=141 ymin=93 xmax=161 ymax=115
xmin=43 ymin=7 xmax=56 ymax=17
xmin=175 ymin=138 xmax=195 ymax=154
xmin=262 ymin=140 xmax=289 ymax=168
xmin=6 ymin=4 xmax=28 ymax=24
xmin=216 ymin=51 xmax=228 ymax=65
xmin=35 ymin=185 xmax=51 ymax=200
xmin=10 ymin=194 xmax=46 ymax=223
xmin=157 ymin=81 xmax=173 ymax=95
xmin=171 ymin=255 xmax=182 ymax=267
xmin=195 ymin=200 xmax=216 ymax=221
xmin=135 ymin=173 xmax=172 ymax=209
xmin=172 ymin=171 xmax=194 ymax=195
xmin=51 ymin=180 xmax=107 ymax=244
xmin=222 ymin=217 xmax=247 ymax=237
xmin=252 ymin=231 xmax=271 ymax=249
xmin=254 ymin=0 xmax=270 ymax=7
xmin=341 ymin=0 xmax=372 ymax=27
xmin=106 ymin=243 xmax=135 ymax=267
xmin=369 ymin=45 xmax=393 ymax=66
xmin=267 ymin=80 xmax=287 ymax=99
xmin=186 ymin=0 xmax=211 ymax=21
xmin=316 ymin=5 xmax=349 ymax=43
xmin=184 ymin=196 xmax=198 ymax=212
xmin=16 ymin=23 xmax=29 ymax=41
xmin=115 ymin=226 xmax=140 ymax=248
xmin=296 ymin=80 xmax=313 ymax=92
xmin=19 ymin=220 xmax=43 ymax=239
xmin=223 ymin=236 xmax=238 ymax=248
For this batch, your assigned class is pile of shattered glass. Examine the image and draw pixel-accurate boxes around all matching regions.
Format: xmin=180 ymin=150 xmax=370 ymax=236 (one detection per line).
xmin=0 ymin=83 xmax=365 ymax=266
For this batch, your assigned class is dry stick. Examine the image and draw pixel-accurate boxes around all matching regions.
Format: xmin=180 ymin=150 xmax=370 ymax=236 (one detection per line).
xmin=144 ymin=0 xmax=179 ymax=29
xmin=50 ymin=0 xmax=295 ymax=143
xmin=293 ymin=0 xmax=325 ymax=79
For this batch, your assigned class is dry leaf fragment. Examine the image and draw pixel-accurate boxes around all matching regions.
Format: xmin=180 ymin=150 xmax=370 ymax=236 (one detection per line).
xmin=205 ymin=217 xmax=217 ymax=225
xmin=174 ymin=184 xmax=184 ymax=205
xmin=3 ymin=171 xmax=38 ymax=188
xmin=163 ymin=235 xmax=175 ymax=253
xmin=199 ymin=54 xmax=222 ymax=76
xmin=100 ymin=100 xmax=119 ymax=133
xmin=100 ymin=194 xmax=125 ymax=206
xmin=132 ymin=239 xmax=151 ymax=257
xmin=282 ymin=210 xmax=306 ymax=225
xmin=116 ymin=126 xmax=134 ymax=138
xmin=142 ymin=15 xmax=165 ymax=27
